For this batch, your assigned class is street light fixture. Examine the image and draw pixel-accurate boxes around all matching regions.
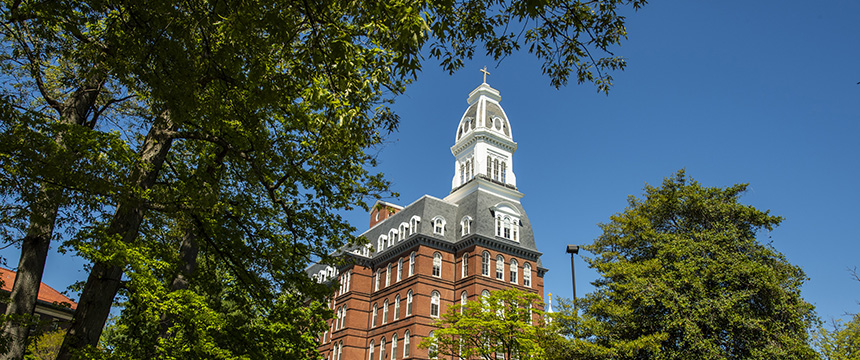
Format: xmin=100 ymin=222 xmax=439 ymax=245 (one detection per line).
xmin=566 ymin=244 xmax=579 ymax=307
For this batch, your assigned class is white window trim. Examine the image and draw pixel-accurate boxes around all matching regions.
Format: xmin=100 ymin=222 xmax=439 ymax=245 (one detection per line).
xmin=460 ymin=216 xmax=472 ymax=237
xmin=430 ymin=291 xmax=441 ymax=318
xmin=510 ymin=259 xmax=518 ymax=284
xmin=409 ymin=216 xmax=421 ymax=235
xmin=496 ymin=255 xmax=504 ymax=280
xmin=431 ymin=216 xmax=446 ymax=235
xmin=432 ymin=252 xmax=442 ymax=278
xmin=524 ymin=263 xmax=532 ymax=287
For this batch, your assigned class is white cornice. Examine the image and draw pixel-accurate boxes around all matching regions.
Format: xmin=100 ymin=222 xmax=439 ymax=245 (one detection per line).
xmin=451 ymin=129 xmax=517 ymax=156
xmin=444 ymin=176 xmax=523 ymax=204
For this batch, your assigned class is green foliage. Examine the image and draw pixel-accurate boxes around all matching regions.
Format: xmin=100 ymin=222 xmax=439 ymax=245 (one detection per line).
xmin=420 ymin=288 xmax=555 ymax=360
xmin=569 ymin=170 xmax=818 ymax=359
xmin=98 ymin=255 xmax=331 ymax=360
xmin=26 ymin=330 xmax=65 ymax=360
xmin=814 ymin=315 xmax=860 ymax=360
xmin=1 ymin=0 xmax=647 ymax=357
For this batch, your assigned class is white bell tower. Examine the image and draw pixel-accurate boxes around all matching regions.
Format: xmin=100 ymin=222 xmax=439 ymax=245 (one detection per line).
xmin=450 ymin=73 xmax=518 ymax=191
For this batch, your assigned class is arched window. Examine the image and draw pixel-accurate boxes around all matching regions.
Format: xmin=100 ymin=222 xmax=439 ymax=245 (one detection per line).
xmin=501 ymin=161 xmax=507 ymax=182
xmin=510 ymin=259 xmax=518 ymax=284
xmin=409 ymin=251 xmax=416 ymax=276
xmin=432 ymin=252 xmax=442 ymax=277
xmin=380 ymin=337 xmax=386 ymax=360
xmin=460 ymin=291 xmax=468 ymax=314
xmin=432 ymin=216 xmax=445 ymax=235
xmin=430 ymin=291 xmax=440 ymax=318
xmin=345 ymin=270 xmax=351 ymax=292
xmin=523 ymin=263 xmax=532 ymax=287
xmin=409 ymin=216 xmax=420 ymax=235
xmin=428 ymin=331 xmax=438 ymax=359
xmin=391 ymin=333 xmax=398 ymax=360
xmin=375 ymin=269 xmax=381 ymax=291
xmin=394 ymin=294 xmax=401 ymax=320
xmin=493 ymin=203 xmax=521 ymax=241
xmin=466 ymin=159 xmax=472 ymax=181
xmin=399 ymin=222 xmax=409 ymax=240
xmin=368 ymin=340 xmax=375 ymax=360
xmin=460 ymin=216 xmax=472 ymax=237
xmin=403 ymin=330 xmax=410 ymax=357
xmin=386 ymin=264 xmax=392 ymax=287
xmin=461 ymin=252 xmax=469 ymax=278
xmin=372 ymin=303 xmax=378 ymax=327
xmin=397 ymin=258 xmax=403 ymax=282
xmin=341 ymin=305 xmax=348 ymax=329
xmin=493 ymin=158 xmax=500 ymax=180
xmin=378 ymin=235 xmax=386 ymax=252
xmin=383 ymin=299 xmax=389 ymax=324
xmin=388 ymin=229 xmax=397 ymax=246
xmin=481 ymin=290 xmax=490 ymax=306
xmin=482 ymin=251 xmax=490 ymax=276
xmin=406 ymin=290 xmax=413 ymax=316
xmin=496 ymin=255 xmax=504 ymax=280
xmin=337 ymin=341 xmax=343 ymax=360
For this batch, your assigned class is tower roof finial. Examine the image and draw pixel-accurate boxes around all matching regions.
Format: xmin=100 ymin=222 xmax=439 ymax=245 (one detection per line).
xmin=480 ymin=66 xmax=490 ymax=84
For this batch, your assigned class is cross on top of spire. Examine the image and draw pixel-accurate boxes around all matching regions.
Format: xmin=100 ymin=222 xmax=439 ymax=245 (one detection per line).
xmin=480 ymin=66 xmax=490 ymax=84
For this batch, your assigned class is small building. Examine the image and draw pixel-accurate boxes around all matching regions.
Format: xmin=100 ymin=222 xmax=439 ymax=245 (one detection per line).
xmin=0 ymin=267 xmax=77 ymax=332
xmin=310 ymin=81 xmax=547 ymax=359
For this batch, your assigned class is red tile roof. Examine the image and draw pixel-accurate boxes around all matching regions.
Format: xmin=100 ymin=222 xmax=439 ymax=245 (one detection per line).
xmin=0 ymin=268 xmax=77 ymax=310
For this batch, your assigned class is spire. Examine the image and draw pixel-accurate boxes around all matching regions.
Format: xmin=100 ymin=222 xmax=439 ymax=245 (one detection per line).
xmin=547 ymin=292 xmax=553 ymax=313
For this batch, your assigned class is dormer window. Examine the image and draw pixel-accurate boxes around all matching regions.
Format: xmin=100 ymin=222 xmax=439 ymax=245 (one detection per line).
xmin=388 ymin=229 xmax=397 ymax=246
xmin=399 ymin=222 xmax=409 ymax=240
xmin=492 ymin=203 xmax=521 ymax=242
xmin=431 ymin=216 xmax=446 ymax=235
xmin=460 ymin=216 xmax=472 ymax=237
xmin=409 ymin=216 xmax=420 ymax=235
xmin=377 ymin=235 xmax=387 ymax=252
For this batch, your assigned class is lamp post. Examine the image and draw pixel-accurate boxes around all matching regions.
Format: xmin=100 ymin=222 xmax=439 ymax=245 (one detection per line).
xmin=566 ymin=244 xmax=579 ymax=308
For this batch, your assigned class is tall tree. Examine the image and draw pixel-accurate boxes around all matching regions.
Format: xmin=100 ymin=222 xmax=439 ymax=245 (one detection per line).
xmin=420 ymin=288 xmax=556 ymax=360
xmin=0 ymin=0 xmax=647 ymax=358
xmin=568 ymin=170 xmax=818 ymax=359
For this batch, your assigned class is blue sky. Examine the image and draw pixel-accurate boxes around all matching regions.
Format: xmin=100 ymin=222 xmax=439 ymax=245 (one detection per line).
xmin=345 ymin=0 xmax=860 ymax=323
xmin=3 ymin=0 xmax=859 ymax=326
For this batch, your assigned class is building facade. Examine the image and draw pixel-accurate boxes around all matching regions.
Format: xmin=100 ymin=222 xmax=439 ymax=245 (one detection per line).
xmin=0 ymin=267 xmax=77 ymax=332
xmin=312 ymin=81 xmax=546 ymax=360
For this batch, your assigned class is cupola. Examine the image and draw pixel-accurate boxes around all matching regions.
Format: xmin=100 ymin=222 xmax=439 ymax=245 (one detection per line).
xmin=450 ymin=77 xmax=518 ymax=191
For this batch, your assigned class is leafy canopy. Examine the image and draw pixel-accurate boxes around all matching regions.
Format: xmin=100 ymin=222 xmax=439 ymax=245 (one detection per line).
xmin=420 ymin=288 xmax=555 ymax=360
xmin=569 ymin=170 xmax=817 ymax=359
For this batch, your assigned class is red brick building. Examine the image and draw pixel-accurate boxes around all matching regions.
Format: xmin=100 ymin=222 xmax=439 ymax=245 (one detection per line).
xmin=311 ymin=82 xmax=546 ymax=360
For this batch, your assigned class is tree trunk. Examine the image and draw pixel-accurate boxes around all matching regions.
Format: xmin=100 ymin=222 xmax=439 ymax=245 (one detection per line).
xmin=158 ymin=148 xmax=225 ymax=341
xmin=1 ymin=81 xmax=102 ymax=360
xmin=157 ymin=222 xmax=200 ymax=340
xmin=56 ymin=110 xmax=175 ymax=360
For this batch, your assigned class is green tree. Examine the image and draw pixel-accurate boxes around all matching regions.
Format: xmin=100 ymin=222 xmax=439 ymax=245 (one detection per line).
xmin=569 ymin=170 xmax=818 ymax=359
xmin=0 ymin=0 xmax=647 ymax=358
xmin=815 ymin=315 xmax=860 ymax=360
xmin=25 ymin=330 xmax=64 ymax=360
xmin=813 ymin=268 xmax=860 ymax=360
xmin=420 ymin=288 xmax=556 ymax=360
